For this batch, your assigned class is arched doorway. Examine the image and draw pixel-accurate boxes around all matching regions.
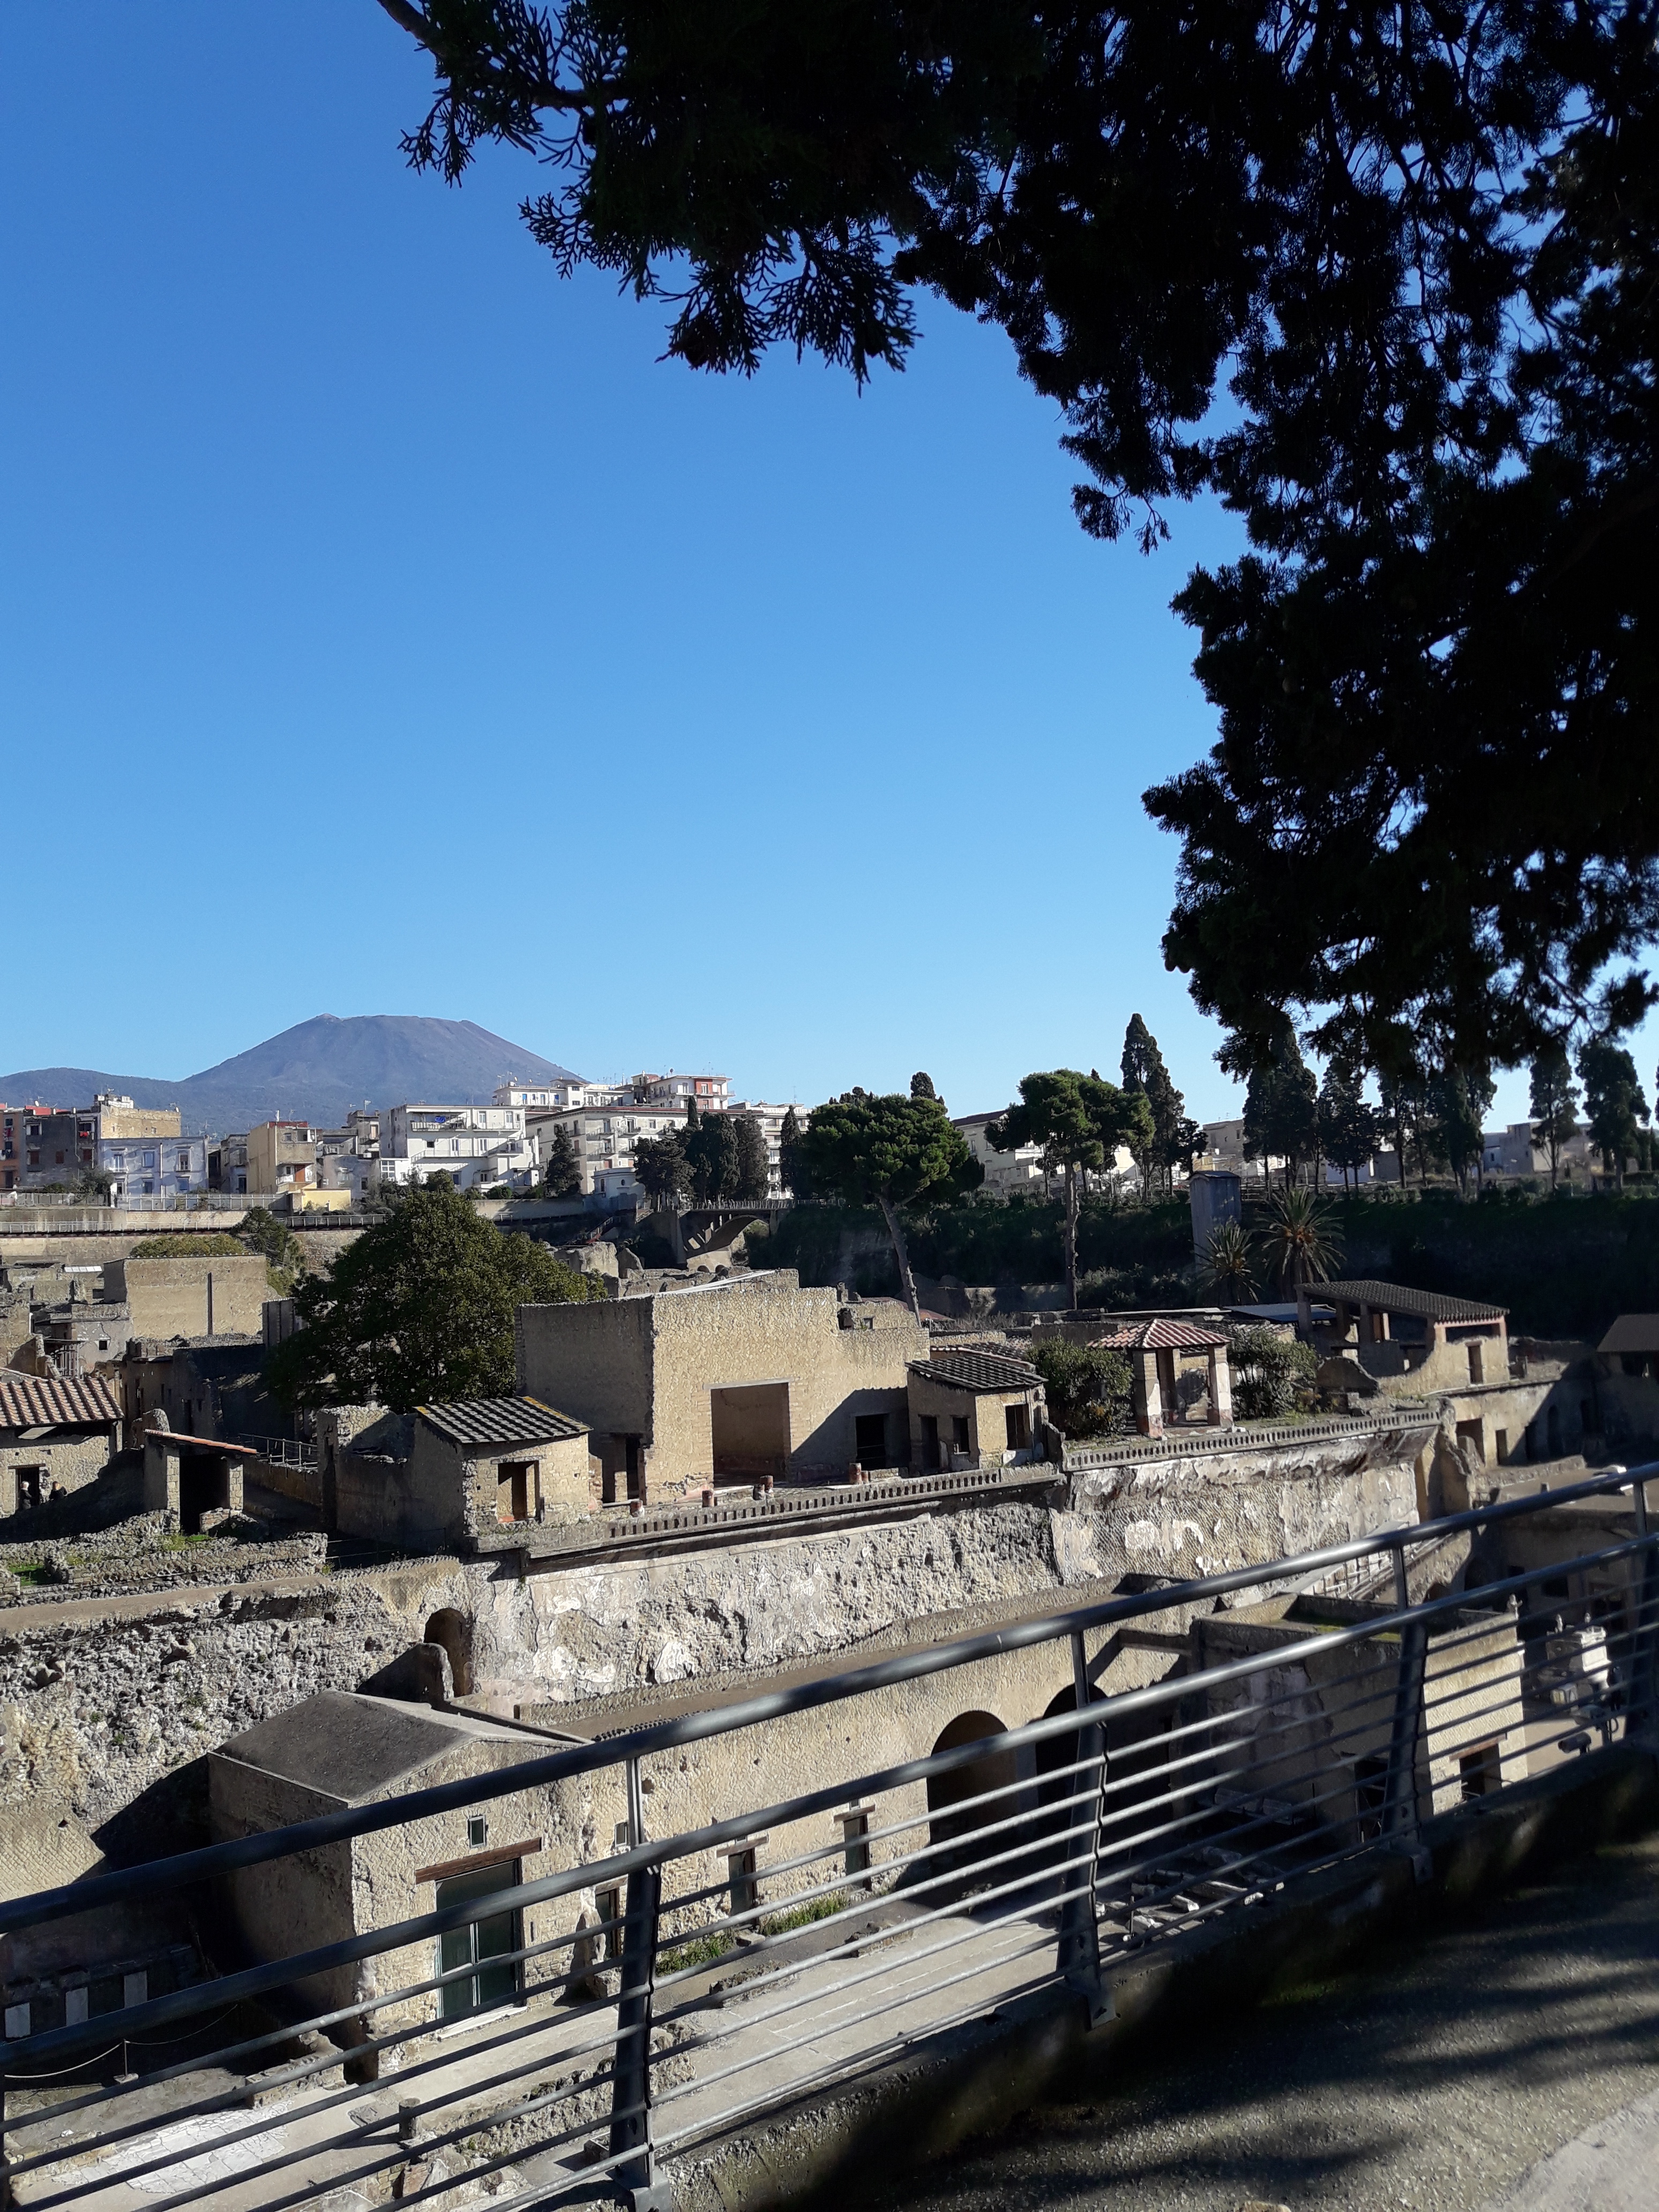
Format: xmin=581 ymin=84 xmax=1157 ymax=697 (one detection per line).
xmin=424 ymin=1609 xmax=472 ymax=1695
xmin=925 ymin=1711 xmax=1017 ymax=1899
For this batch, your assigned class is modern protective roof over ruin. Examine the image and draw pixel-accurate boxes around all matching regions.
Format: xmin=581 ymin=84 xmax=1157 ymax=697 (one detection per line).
xmin=911 ymin=1351 xmax=1043 ymax=1393
xmin=418 ymin=1394 xmax=587 ymax=1448
xmin=1598 ymin=1314 xmax=1659 ymax=1356
xmin=1320 ymin=1279 xmax=1507 ymax=1324
xmin=218 ymin=1691 xmax=525 ymax=1802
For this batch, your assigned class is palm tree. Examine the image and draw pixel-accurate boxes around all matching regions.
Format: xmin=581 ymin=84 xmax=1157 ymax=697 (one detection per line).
xmin=1259 ymin=1187 xmax=1342 ymax=1312
xmin=1202 ymin=1220 xmax=1258 ymax=1303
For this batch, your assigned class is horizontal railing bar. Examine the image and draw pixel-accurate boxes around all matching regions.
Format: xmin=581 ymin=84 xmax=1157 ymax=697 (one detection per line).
xmin=13 ymin=1528 xmax=1650 ymax=2073
xmin=662 ymin=1759 xmax=1103 ymax=1927
xmin=655 ymin=1845 xmax=1100 ymax=2045
xmin=654 ymin=1961 xmax=1068 ymax=2158
xmin=655 ymin=1812 xmax=1098 ymax=2009
xmin=11 ymin=1463 xmax=1649 ymax=1940
xmin=654 ymin=1889 xmax=1080 ymax=2109
xmin=1 ymin=1915 xmax=617 ymax=2157
xmin=9 ymin=1958 xmax=625 ymax=2186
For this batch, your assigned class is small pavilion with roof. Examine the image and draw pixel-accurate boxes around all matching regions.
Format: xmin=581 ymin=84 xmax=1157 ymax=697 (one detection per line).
xmin=1093 ymin=1317 xmax=1234 ymax=1438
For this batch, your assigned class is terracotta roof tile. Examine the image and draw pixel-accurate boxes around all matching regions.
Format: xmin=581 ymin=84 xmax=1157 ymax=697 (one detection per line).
xmin=417 ymin=1395 xmax=587 ymax=1448
xmin=911 ymin=1352 xmax=1042 ymax=1393
xmin=1093 ymin=1317 xmax=1229 ymax=1352
xmin=0 ymin=1372 xmax=123 ymax=1430
xmin=1320 ymin=1279 xmax=1506 ymax=1324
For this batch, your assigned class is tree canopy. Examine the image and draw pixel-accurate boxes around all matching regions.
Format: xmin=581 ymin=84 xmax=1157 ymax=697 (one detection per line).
xmin=632 ymin=1127 xmax=689 ymax=1205
xmin=1242 ymin=1026 xmax=1317 ymax=1185
xmin=1529 ymin=1042 xmax=1580 ymax=1187
xmin=1119 ymin=1016 xmax=1190 ymax=1195
xmin=267 ymin=1179 xmax=604 ymax=1412
xmin=378 ymin=0 xmax=1659 ymax=1077
xmin=802 ymin=1087 xmax=981 ymax=1313
xmin=990 ymin=1067 xmax=1151 ymax=1307
xmin=540 ymin=1124 xmax=581 ymax=1198
xmin=1579 ymin=1040 xmax=1651 ymax=1186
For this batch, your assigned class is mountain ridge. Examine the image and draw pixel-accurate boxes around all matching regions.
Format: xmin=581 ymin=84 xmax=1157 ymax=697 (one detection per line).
xmin=0 ymin=1015 xmax=584 ymax=1136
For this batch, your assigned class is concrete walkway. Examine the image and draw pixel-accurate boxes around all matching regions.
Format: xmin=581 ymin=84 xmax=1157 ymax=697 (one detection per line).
xmin=1481 ymin=2084 xmax=1659 ymax=2210
xmin=8 ymin=1899 xmax=1051 ymax=2212
xmin=862 ymin=1833 xmax=1659 ymax=2212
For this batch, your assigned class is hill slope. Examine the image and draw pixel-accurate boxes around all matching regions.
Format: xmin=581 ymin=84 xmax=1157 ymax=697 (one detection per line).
xmin=0 ymin=1015 xmax=582 ymax=1135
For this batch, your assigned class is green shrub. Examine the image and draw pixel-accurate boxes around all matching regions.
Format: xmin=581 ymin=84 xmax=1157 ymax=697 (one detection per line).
xmin=1028 ymin=1340 xmax=1133 ymax=1438
xmin=128 ymin=1233 xmax=246 ymax=1258
xmin=1227 ymin=1326 xmax=1318 ymax=1419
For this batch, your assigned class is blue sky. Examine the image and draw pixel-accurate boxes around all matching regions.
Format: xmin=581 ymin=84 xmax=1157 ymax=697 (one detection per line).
xmin=1 ymin=4 xmax=1633 ymax=1127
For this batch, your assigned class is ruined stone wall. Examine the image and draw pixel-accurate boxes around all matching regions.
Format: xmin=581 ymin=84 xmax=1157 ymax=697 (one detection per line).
xmin=102 ymin=1257 xmax=271 ymax=1341
xmin=1 ymin=1427 xmax=1425 ymax=1868
xmin=648 ymin=1281 xmax=926 ymax=1489
xmin=1 ymin=1429 xmax=113 ymax=1515
xmin=0 ymin=1561 xmax=472 ymax=1851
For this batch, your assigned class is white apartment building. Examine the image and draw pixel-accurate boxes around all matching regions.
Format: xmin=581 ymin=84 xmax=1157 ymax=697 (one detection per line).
xmin=376 ymin=1103 xmax=535 ymax=1193
xmin=634 ymin=1071 xmax=730 ymax=1109
xmin=533 ymin=1103 xmax=689 ymax=1197
xmin=952 ymin=1112 xmax=1047 ymax=1197
xmin=726 ymin=1101 xmax=801 ymax=1196
xmin=493 ymin=1077 xmax=619 ymax=1111
xmin=531 ymin=1096 xmax=802 ymax=1199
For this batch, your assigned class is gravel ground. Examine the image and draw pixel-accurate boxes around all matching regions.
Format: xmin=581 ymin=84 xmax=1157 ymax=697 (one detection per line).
xmin=865 ymin=1833 xmax=1659 ymax=2212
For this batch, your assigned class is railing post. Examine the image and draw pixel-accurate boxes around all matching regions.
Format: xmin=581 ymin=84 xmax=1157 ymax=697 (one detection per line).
xmin=1055 ymin=1631 xmax=1107 ymax=2020
xmin=1627 ymin=1473 xmax=1659 ymax=1742
xmin=609 ymin=1758 xmax=670 ymax=2212
xmin=1384 ymin=1544 xmax=1429 ymax=1849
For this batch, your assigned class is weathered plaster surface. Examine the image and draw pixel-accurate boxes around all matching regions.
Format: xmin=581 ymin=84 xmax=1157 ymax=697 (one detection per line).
xmin=1 ymin=1427 xmax=1428 ymax=1854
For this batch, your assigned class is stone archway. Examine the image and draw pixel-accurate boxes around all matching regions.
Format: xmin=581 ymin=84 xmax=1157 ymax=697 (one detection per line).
xmin=925 ymin=1710 xmax=1017 ymax=1897
xmin=424 ymin=1609 xmax=472 ymax=1696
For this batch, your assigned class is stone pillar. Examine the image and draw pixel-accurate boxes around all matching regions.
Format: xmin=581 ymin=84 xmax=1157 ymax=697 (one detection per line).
xmin=143 ymin=1436 xmax=180 ymax=1518
xmin=1135 ymin=1350 xmax=1164 ymax=1437
xmin=221 ymin=1454 xmax=244 ymax=1515
xmin=1206 ymin=1347 xmax=1234 ymax=1428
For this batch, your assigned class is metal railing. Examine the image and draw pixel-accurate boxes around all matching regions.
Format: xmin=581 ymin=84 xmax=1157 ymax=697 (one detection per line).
xmin=2 ymin=1467 xmax=1655 ymax=2212
xmin=236 ymin=1436 xmax=317 ymax=1471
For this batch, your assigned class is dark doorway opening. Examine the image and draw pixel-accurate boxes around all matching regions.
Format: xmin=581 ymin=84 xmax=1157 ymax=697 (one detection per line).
xmin=711 ymin=1384 xmax=789 ymax=1479
xmin=925 ymin=1710 xmax=1017 ymax=1899
xmin=854 ymin=1413 xmax=892 ymax=1468
xmin=436 ymin=1862 xmax=522 ymax=2019
xmin=179 ymin=1452 xmax=222 ymax=1535
xmin=424 ymin=1609 xmax=472 ymax=1694
xmin=16 ymin=1466 xmax=44 ymax=1513
xmin=496 ymin=1460 xmax=537 ymax=1523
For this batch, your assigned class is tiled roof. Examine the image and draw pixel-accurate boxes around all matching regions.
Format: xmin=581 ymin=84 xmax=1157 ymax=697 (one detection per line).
xmin=1094 ymin=1317 xmax=1229 ymax=1351
xmin=912 ymin=1352 xmax=1042 ymax=1394
xmin=417 ymin=1395 xmax=587 ymax=1449
xmin=1598 ymin=1314 xmax=1659 ymax=1357
xmin=1320 ymin=1279 xmax=1507 ymax=1324
xmin=0 ymin=1372 xmax=123 ymax=1430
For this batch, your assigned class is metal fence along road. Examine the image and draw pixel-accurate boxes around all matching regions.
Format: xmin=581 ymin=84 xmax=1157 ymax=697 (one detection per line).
xmin=3 ymin=1466 xmax=1656 ymax=2212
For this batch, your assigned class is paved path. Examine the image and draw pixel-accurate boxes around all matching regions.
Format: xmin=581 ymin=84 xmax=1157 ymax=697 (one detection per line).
xmin=8 ymin=1901 xmax=1048 ymax=2212
xmin=865 ymin=1833 xmax=1659 ymax=2212
xmin=1481 ymin=2083 xmax=1659 ymax=2209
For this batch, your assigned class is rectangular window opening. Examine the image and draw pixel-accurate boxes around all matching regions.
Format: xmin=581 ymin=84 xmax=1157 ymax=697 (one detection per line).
xmin=1459 ymin=1742 xmax=1502 ymax=1800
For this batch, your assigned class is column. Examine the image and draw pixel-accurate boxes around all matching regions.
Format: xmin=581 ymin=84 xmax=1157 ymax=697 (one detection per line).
xmin=1207 ymin=1347 xmax=1233 ymax=1428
